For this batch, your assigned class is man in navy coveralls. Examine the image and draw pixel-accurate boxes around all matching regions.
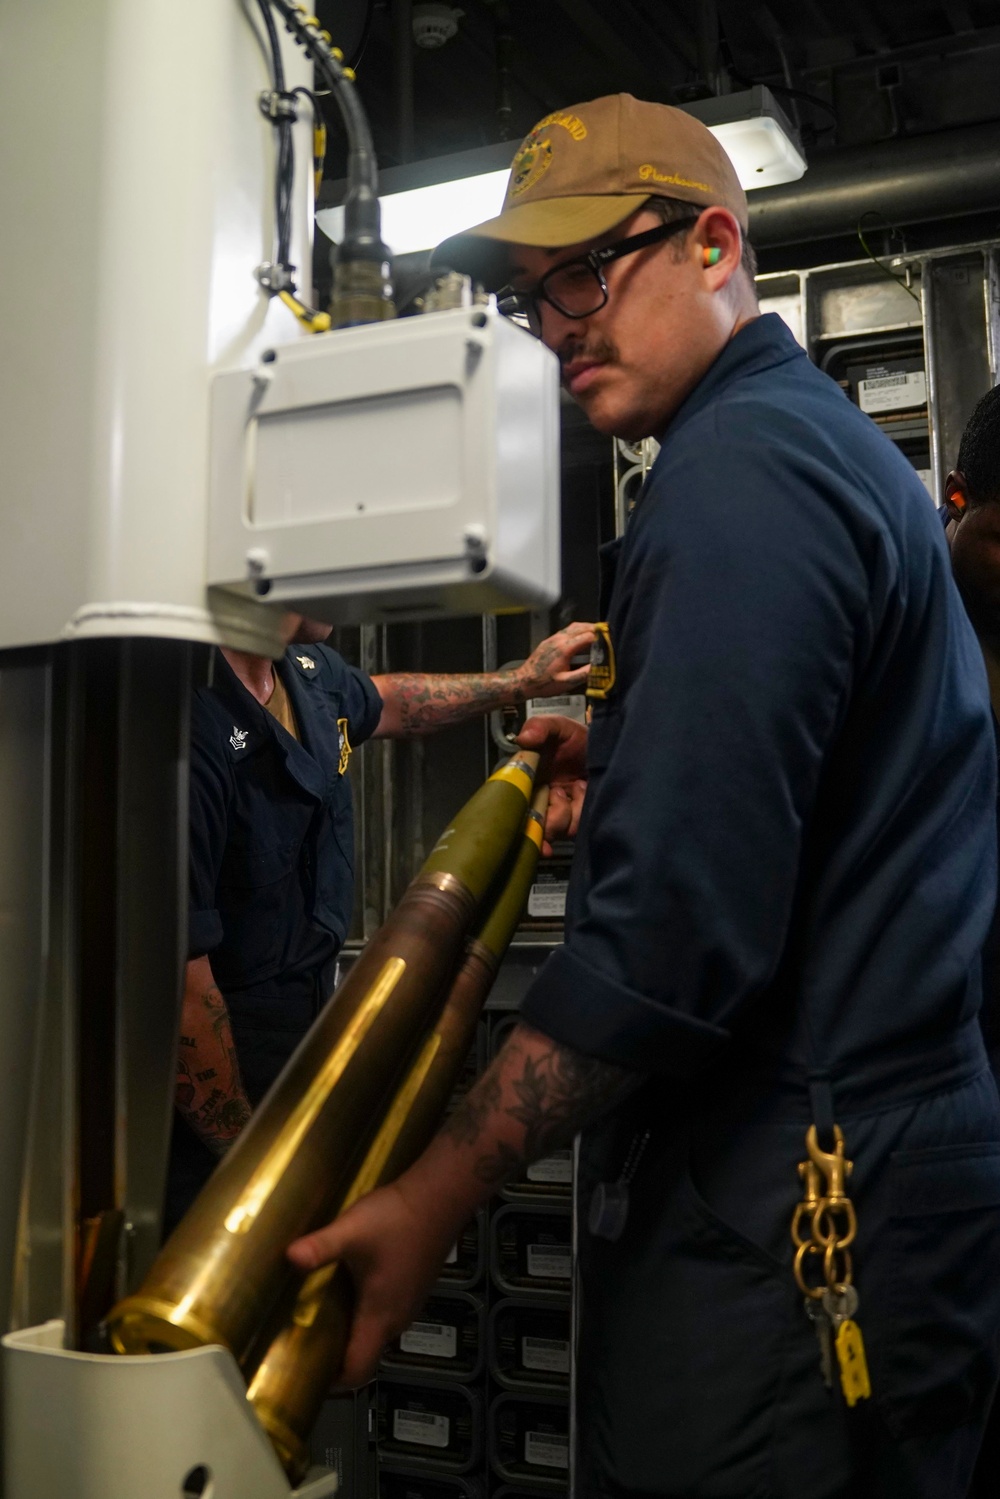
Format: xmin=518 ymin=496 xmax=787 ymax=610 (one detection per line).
xmin=290 ymin=96 xmax=1000 ymax=1497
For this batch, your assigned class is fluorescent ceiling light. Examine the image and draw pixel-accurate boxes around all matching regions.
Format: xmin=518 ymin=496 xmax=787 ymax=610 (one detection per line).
xmin=316 ymin=168 xmax=509 ymax=256
xmin=682 ymin=86 xmax=806 ymax=191
xmin=316 ymin=87 xmax=805 ymax=257
xmin=707 ymin=116 xmax=805 ymax=189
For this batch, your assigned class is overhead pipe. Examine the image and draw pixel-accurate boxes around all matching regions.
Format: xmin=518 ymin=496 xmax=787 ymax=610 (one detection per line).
xmin=748 ymin=120 xmax=1000 ymax=247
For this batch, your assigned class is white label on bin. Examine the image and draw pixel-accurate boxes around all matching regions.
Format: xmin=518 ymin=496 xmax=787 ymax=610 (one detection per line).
xmin=522 ymin=1336 xmax=570 ymax=1374
xmin=399 ymin=1321 xmax=458 ymax=1359
xmin=393 ymin=1409 xmax=450 ymax=1448
xmin=528 ymin=879 xmax=568 ymax=919
xmin=527 ymin=1243 xmax=572 ymax=1280
xmin=525 ymin=1430 xmax=569 ymax=1469
xmin=858 ymin=369 xmax=926 ymax=414
xmin=527 ymin=1151 xmax=573 ymax=1184
xmin=526 ymin=695 xmax=587 ymax=725
xmin=445 ymin=1242 xmax=458 ymax=1265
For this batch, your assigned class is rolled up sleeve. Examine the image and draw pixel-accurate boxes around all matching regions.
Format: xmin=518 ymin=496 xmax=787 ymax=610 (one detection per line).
xmin=520 ymin=427 xmax=872 ymax=1076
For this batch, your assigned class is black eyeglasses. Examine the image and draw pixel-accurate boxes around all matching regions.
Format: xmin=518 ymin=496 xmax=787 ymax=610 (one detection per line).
xmin=497 ymin=218 xmax=699 ymax=336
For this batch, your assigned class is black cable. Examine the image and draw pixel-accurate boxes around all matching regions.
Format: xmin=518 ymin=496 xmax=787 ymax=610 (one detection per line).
xmin=255 ymin=0 xmax=285 ymax=89
xmin=265 ymin=0 xmax=380 ymax=245
xmin=727 ymin=65 xmax=837 ymax=126
xmin=856 ymin=211 xmax=921 ymax=305
xmin=255 ymin=0 xmax=296 ymax=274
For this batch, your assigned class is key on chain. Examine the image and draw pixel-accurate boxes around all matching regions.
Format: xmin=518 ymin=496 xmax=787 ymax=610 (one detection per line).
xmin=821 ymin=1285 xmax=871 ymax=1407
xmin=804 ymin=1296 xmax=834 ymax=1389
xmin=588 ymin=1129 xmax=651 ymax=1242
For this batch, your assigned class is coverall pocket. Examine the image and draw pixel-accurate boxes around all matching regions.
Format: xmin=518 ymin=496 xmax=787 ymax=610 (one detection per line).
xmin=638 ymin=1173 xmax=793 ymax=1490
xmin=878 ymin=1142 xmax=1000 ymax=1440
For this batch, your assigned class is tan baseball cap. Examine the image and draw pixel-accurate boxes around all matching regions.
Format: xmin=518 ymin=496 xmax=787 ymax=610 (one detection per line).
xmin=433 ymin=93 xmax=748 ymax=288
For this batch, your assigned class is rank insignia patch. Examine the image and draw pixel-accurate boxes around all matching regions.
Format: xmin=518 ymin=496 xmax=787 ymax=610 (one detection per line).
xmin=586 ymin=622 xmax=616 ymax=700
xmin=295 ymin=654 xmax=316 ymax=671
xmin=337 ymin=717 xmax=352 ymax=776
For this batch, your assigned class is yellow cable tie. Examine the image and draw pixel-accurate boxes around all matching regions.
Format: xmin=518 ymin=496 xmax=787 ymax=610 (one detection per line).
xmin=330 ymin=46 xmax=344 ymax=61
xmin=342 ymin=65 xmax=356 ymax=80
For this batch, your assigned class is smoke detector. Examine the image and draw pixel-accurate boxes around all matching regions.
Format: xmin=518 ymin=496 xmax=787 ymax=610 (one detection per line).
xmin=413 ymin=3 xmax=463 ymax=48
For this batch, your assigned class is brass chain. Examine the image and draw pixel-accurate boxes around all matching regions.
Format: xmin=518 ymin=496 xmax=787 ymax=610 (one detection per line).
xmin=791 ymin=1125 xmax=857 ymax=1299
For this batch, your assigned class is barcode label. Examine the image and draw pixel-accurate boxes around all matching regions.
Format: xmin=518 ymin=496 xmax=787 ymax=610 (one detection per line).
xmin=528 ymin=879 xmax=568 ymax=918
xmin=858 ymin=368 xmax=926 ymax=414
xmin=527 ymin=1243 xmax=572 ymax=1279
xmin=527 ymin=1151 xmax=573 ymax=1184
xmin=399 ymin=1320 xmax=458 ymax=1359
xmin=525 ymin=1430 xmax=569 ymax=1469
xmin=393 ymin=1409 xmax=450 ymax=1448
xmin=523 ymin=1336 xmax=570 ymax=1374
xmin=526 ymin=695 xmax=587 ymax=725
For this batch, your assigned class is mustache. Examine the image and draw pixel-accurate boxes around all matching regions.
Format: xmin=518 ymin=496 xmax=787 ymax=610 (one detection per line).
xmin=558 ymin=335 xmax=619 ymax=370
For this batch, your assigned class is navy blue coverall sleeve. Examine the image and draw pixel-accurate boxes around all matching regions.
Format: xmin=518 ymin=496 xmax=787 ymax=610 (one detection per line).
xmin=520 ymin=421 xmax=876 ymax=1075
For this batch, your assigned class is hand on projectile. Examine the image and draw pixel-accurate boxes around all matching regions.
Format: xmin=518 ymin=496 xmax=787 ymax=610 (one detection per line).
xmin=287 ymin=1180 xmax=455 ymax=1389
xmin=517 ymin=713 xmax=588 ymax=855
xmin=515 ymin=621 xmax=595 ymax=698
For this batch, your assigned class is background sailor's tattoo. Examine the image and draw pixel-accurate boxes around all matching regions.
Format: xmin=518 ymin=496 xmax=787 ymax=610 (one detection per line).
xmin=175 ymin=980 xmax=252 ymax=1155
xmin=378 ymin=671 xmax=528 ymax=734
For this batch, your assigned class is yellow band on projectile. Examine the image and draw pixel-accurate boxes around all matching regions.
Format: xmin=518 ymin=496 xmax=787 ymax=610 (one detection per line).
xmin=524 ymin=812 xmax=545 ymax=851
xmin=489 ymin=758 xmax=534 ymax=801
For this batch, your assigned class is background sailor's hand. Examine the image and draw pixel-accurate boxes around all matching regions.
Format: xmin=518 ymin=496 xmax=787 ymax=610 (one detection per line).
xmin=287 ymin=1179 xmax=458 ymax=1389
xmin=515 ymin=622 xmax=595 ymax=699
xmin=517 ymin=714 xmax=588 ymax=853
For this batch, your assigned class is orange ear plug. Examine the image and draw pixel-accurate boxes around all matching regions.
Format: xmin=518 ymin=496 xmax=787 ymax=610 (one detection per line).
xmin=703 ymin=246 xmax=721 ymax=267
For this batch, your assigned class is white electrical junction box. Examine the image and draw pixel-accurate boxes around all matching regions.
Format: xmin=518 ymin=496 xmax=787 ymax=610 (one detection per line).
xmin=207 ymin=305 xmax=561 ymax=623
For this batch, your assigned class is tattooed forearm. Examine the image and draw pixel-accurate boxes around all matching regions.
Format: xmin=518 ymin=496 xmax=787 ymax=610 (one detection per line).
xmin=374 ymin=671 xmax=526 ymax=735
xmin=443 ymin=1024 xmax=637 ymax=1187
xmin=175 ymin=960 xmax=252 ymax=1156
xmin=371 ymin=626 xmax=593 ymax=738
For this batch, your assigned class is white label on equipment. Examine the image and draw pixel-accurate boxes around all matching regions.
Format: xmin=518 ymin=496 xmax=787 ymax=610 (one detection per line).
xmin=526 ymin=695 xmax=587 ymax=725
xmin=525 ymin=1431 xmax=569 ymax=1469
xmin=399 ymin=1321 xmax=458 ymax=1359
xmin=522 ymin=1336 xmax=570 ymax=1374
xmin=528 ymin=879 xmax=568 ymax=918
xmin=393 ymin=1409 xmax=450 ymax=1449
xmin=857 ymin=369 xmax=926 ymax=414
xmin=445 ymin=1242 xmax=458 ymax=1265
xmin=527 ymin=1151 xmax=573 ymax=1184
xmin=527 ymin=1243 xmax=572 ymax=1279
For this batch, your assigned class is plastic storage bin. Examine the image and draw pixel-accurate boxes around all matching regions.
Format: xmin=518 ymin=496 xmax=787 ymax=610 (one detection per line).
xmin=381 ymin=1291 xmax=485 ymax=1383
xmin=488 ymin=1298 xmax=570 ymax=1391
xmin=489 ymin=1393 xmax=569 ymax=1488
xmin=491 ymin=1205 xmax=572 ymax=1297
xmin=377 ymin=1377 xmax=482 ymax=1475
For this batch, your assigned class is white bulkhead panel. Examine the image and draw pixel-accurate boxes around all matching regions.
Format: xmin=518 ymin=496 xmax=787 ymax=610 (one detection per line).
xmin=0 ymin=0 xmax=311 ymax=653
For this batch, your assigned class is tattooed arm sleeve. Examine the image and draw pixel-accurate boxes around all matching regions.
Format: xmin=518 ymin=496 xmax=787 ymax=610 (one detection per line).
xmin=175 ymin=954 xmax=252 ymax=1157
xmin=442 ymin=1022 xmax=639 ymax=1187
xmin=369 ymin=622 xmax=594 ymax=737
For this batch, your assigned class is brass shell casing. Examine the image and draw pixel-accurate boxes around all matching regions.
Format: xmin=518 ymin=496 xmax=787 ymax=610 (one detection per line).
xmin=106 ymin=755 xmax=539 ymax=1366
xmin=246 ymin=794 xmax=548 ymax=1481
